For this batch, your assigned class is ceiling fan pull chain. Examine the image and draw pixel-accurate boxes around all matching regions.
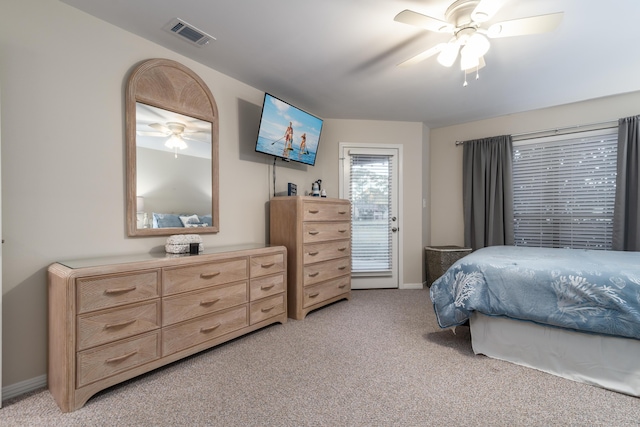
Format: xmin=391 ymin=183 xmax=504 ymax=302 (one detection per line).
xmin=476 ymin=65 xmax=480 ymax=80
xmin=463 ymin=71 xmax=468 ymax=87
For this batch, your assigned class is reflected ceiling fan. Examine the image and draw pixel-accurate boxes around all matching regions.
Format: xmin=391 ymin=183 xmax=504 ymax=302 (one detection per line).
xmin=394 ymin=0 xmax=563 ymax=85
xmin=137 ymin=122 xmax=207 ymax=157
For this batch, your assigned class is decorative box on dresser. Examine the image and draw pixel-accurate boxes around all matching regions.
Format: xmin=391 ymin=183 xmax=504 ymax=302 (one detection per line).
xmin=270 ymin=196 xmax=351 ymax=320
xmin=48 ymin=244 xmax=286 ymax=412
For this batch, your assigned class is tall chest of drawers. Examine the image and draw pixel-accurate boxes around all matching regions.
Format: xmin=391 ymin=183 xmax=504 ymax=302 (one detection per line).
xmin=270 ymin=196 xmax=351 ymax=319
xmin=48 ymin=244 xmax=286 ymax=412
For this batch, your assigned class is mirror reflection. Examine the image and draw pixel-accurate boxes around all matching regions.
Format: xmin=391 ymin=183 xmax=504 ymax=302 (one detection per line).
xmin=135 ymin=103 xmax=212 ymax=230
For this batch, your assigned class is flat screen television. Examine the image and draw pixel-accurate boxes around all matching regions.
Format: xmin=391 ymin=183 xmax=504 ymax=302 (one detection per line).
xmin=255 ymin=93 xmax=324 ymax=166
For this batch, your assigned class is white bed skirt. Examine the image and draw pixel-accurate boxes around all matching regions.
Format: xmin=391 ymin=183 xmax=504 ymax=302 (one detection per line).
xmin=469 ymin=312 xmax=640 ymax=397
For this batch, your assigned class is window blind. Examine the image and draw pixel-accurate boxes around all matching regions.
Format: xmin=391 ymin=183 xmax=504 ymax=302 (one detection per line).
xmin=349 ymin=154 xmax=392 ymax=274
xmin=512 ymin=129 xmax=618 ymax=250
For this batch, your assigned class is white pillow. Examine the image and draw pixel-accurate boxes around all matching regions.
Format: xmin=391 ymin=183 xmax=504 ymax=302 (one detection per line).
xmin=179 ymin=214 xmax=201 ymax=227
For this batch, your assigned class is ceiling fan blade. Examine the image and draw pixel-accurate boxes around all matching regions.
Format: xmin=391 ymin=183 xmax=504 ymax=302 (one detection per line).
xmin=137 ymin=130 xmax=166 ymax=137
xmin=394 ymin=10 xmax=453 ymax=33
xmin=398 ymin=43 xmax=447 ymax=67
xmin=149 ymin=123 xmax=171 ymax=134
xmin=471 ymin=0 xmax=506 ymax=23
xmin=487 ymin=12 xmax=563 ymax=38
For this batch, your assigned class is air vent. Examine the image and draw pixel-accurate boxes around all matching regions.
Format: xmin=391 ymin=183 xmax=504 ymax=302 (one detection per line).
xmin=163 ymin=18 xmax=215 ymax=47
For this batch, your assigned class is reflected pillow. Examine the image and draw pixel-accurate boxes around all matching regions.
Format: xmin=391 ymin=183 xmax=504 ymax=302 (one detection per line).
xmin=199 ymin=215 xmax=212 ymax=227
xmin=153 ymin=213 xmax=183 ymax=228
xmin=180 ymin=214 xmax=202 ymax=227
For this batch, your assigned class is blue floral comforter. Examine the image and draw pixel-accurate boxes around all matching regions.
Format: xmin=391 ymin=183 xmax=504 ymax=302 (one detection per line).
xmin=430 ymin=246 xmax=640 ymax=340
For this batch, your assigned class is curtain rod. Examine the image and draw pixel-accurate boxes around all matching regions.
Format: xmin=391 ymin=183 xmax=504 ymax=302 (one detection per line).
xmin=454 ymin=119 xmax=618 ymax=146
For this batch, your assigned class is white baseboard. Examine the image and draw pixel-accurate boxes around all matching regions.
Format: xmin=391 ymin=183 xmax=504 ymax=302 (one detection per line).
xmin=2 ymin=374 xmax=47 ymax=401
xmin=400 ymin=282 xmax=424 ymax=290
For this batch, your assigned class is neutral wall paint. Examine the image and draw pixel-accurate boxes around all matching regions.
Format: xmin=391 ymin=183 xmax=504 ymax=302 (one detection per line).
xmin=0 ymin=0 xmax=260 ymax=387
xmin=137 ymin=147 xmax=211 ymax=217
xmin=0 ymin=0 xmax=429 ymax=389
xmin=429 ymin=91 xmax=640 ymax=247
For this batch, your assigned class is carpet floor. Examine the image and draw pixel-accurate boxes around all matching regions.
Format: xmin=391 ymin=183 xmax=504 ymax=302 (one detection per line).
xmin=2 ymin=289 xmax=639 ymax=426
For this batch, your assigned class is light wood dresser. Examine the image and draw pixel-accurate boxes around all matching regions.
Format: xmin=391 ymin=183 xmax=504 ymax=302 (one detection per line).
xmin=48 ymin=244 xmax=286 ymax=412
xmin=270 ymin=196 xmax=351 ymax=320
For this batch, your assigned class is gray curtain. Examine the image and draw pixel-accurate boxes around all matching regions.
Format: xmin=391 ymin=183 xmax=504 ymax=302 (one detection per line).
xmin=613 ymin=115 xmax=640 ymax=251
xmin=463 ymin=135 xmax=514 ymax=250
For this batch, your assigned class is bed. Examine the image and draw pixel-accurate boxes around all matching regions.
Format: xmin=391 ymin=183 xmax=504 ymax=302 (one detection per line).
xmin=152 ymin=213 xmax=212 ymax=228
xmin=429 ymin=245 xmax=640 ymax=396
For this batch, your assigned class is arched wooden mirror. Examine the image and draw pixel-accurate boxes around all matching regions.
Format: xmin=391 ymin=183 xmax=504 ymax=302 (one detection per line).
xmin=126 ymin=58 xmax=219 ymax=236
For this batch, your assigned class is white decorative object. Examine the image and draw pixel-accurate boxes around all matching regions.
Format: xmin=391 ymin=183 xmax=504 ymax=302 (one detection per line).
xmin=165 ymin=234 xmax=203 ymax=254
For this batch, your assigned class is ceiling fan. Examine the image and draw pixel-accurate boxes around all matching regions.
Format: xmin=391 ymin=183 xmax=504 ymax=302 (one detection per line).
xmin=137 ymin=122 xmax=206 ymax=157
xmin=394 ymin=0 xmax=563 ymax=84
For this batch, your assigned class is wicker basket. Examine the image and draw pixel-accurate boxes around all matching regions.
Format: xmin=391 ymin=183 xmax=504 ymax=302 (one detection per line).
xmin=425 ymin=246 xmax=472 ymax=287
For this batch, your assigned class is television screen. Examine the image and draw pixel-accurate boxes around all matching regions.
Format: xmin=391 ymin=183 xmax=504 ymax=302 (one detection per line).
xmin=255 ymin=93 xmax=324 ymax=166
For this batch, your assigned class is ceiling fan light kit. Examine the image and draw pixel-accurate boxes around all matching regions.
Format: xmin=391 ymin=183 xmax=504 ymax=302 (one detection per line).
xmin=165 ymin=134 xmax=187 ymax=150
xmin=394 ymin=0 xmax=563 ymax=86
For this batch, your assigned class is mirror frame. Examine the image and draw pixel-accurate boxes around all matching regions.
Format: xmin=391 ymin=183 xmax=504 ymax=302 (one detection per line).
xmin=126 ymin=58 xmax=219 ymax=237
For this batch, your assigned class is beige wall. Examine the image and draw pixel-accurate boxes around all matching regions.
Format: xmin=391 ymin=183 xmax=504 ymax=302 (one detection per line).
xmin=0 ymin=0 xmax=429 ymax=389
xmin=429 ymin=91 xmax=640 ymax=247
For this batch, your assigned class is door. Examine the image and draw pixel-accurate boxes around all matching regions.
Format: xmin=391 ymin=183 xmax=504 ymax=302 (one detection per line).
xmin=339 ymin=143 xmax=402 ymax=289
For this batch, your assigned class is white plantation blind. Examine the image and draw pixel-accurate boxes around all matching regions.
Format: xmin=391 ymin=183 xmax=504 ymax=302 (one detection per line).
xmin=349 ymin=154 xmax=392 ymax=274
xmin=512 ymin=129 xmax=618 ymax=250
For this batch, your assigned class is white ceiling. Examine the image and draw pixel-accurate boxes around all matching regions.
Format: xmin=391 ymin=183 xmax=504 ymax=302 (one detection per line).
xmin=60 ymin=0 xmax=640 ymax=128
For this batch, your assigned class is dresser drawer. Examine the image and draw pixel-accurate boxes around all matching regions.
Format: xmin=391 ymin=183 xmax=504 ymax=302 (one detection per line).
xmin=303 ymin=202 xmax=350 ymax=222
xmin=250 ymin=274 xmax=285 ymax=301
xmin=303 ymin=240 xmax=350 ymax=265
xmin=76 ymin=331 xmax=160 ymax=388
xmin=303 ymin=275 xmax=350 ymax=308
xmin=163 ymin=259 xmax=248 ymax=296
xmin=250 ymin=294 xmax=285 ymax=325
xmin=303 ymin=258 xmax=350 ymax=287
xmin=162 ymin=281 xmax=248 ymax=326
xmin=77 ymin=270 xmax=160 ymax=314
xmin=303 ymin=222 xmax=350 ymax=243
xmin=250 ymin=252 xmax=285 ymax=278
xmin=77 ymin=300 xmax=160 ymax=351
xmin=162 ymin=306 xmax=248 ymax=356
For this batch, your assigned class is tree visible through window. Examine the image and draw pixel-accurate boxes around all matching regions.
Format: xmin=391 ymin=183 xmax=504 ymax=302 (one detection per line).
xmin=512 ymin=129 xmax=618 ymax=250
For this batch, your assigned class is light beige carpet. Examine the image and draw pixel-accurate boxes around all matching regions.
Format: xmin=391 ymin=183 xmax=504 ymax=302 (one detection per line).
xmin=2 ymin=289 xmax=639 ymax=426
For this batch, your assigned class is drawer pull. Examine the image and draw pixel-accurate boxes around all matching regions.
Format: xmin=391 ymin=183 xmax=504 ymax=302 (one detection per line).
xmin=104 ymin=319 xmax=136 ymax=330
xmin=309 ymin=292 xmax=320 ymax=298
xmin=200 ymin=298 xmax=220 ymax=306
xmin=200 ymin=272 xmax=221 ymax=279
xmin=200 ymin=323 xmax=221 ymax=333
xmin=338 ymin=247 xmax=347 ymax=251
xmin=308 ymin=209 xmax=319 ymax=214
xmin=261 ymin=262 xmax=275 ymax=268
xmin=261 ymin=305 xmax=277 ymax=313
xmin=106 ymin=351 xmax=138 ymax=364
xmin=260 ymin=284 xmax=275 ymax=291
xmin=308 ymin=231 xmax=320 ymax=235
xmin=338 ymin=210 xmax=347 ymax=215
xmin=308 ymin=272 xmax=320 ymax=277
xmin=104 ymin=286 xmax=137 ymax=295
xmin=339 ymin=229 xmax=348 ymax=233
xmin=308 ymin=251 xmax=319 ymax=256
xmin=338 ymin=266 xmax=347 ymax=270
xmin=338 ymin=284 xmax=348 ymax=289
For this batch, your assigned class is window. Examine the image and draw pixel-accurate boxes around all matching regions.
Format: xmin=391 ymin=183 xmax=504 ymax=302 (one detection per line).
xmin=512 ymin=129 xmax=618 ymax=250
xmin=349 ymin=153 xmax=393 ymax=273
